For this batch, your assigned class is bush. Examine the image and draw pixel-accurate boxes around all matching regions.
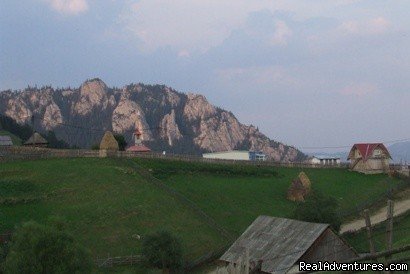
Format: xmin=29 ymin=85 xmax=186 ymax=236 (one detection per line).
xmin=142 ymin=231 xmax=183 ymax=273
xmin=292 ymin=191 xmax=342 ymax=231
xmin=3 ymin=221 xmax=92 ymax=274
xmin=113 ymin=134 xmax=127 ymax=151
xmin=91 ymin=144 xmax=100 ymax=150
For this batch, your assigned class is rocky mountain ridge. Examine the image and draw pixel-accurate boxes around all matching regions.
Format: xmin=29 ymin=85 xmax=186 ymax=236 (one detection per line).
xmin=0 ymin=79 xmax=306 ymax=161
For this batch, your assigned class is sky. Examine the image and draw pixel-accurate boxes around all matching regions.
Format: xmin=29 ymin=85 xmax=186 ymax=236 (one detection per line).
xmin=1 ymin=0 xmax=409 ymax=151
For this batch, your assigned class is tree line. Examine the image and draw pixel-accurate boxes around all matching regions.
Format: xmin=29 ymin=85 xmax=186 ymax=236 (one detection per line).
xmin=0 ymin=114 xmax=69 ymax=149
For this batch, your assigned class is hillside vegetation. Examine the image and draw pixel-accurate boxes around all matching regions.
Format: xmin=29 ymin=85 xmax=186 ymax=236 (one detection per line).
xmin=0 ymin=157 xmax=405 ymax=272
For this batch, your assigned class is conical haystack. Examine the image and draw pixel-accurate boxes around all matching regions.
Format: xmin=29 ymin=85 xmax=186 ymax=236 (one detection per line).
xmin=298 ymin=171 xmax=311 ymax=189
xmin=287 ymin=179 xmax=308 ymax=202
xmin=287 ymin=172 xmax=312 ymax=202
xmin=99 ymin=131 xmax=119 ymax=157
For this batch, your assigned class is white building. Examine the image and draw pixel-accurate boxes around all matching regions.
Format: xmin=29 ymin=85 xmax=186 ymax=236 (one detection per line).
xmin=309 ymin=156 xmax=341 ymax=165
xmin=203 ymin=150 xmax=266 ymax=161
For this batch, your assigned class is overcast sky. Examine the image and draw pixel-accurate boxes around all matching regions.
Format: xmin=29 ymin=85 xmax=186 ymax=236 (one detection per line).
xmin=1 ymin=0 xmax=409 ymax=151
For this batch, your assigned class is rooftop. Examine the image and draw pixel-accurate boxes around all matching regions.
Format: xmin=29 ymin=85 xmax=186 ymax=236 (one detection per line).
xmin=0 ymin=135 xmax=13 ymax=146
xmin=220 ymin=216 xmax=329 ymax=273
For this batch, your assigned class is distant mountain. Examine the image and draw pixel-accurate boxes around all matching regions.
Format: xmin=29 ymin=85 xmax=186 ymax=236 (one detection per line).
xmin=0 ymin=79 xmax=306 ymax=161
xmin=388 ymin=141 xmax=410 ymax=163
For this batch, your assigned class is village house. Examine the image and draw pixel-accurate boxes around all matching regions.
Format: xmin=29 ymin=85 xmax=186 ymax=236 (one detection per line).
xmin=203 ymin=150 xmax=266 ymax=161
xmin=347 ymin=143 xmax=391 ymax=174
xmin=0 ymin=135 xmax=13 ymax=147
xmin=219 ymin=216 xmax=358 ymax=274
xmin=308 ymin=155 xmax=341 ymax=166
xmin=23 ymin=132 xmax=48 ymax=147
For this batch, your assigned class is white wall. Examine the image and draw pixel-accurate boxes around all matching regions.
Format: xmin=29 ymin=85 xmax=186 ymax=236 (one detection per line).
xmin=203 ymin=151 xmax=250 ymax=161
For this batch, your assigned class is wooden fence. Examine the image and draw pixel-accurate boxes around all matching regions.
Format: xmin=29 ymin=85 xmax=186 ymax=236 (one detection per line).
xmin=0 ymin=146 xmax=353 ymax=169
xmin=95 ymin=254 xmax=142 ymax=268
xmin=2 ymin=147 xmax=409 ymax=174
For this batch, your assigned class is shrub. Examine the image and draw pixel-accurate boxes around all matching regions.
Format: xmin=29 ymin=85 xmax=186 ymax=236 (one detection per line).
xmin=142 ymin=231 xmax=183 ymax=273
xmin=3 ymin=221 xmax=92 ymax=274
xmin=292 ymin=191 xmax=342 ymax=231
xmin=91 ymin=144 xmax=100 ymax=150
xmin=113 ymin=134 xmax=127 ymax=151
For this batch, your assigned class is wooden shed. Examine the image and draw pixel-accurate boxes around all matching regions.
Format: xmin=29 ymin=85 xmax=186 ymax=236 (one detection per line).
xmin=23 ymin=132 xmax=48 ymax=147
xmin=219 ymin=216 xmax=358 ymax=274
xmin=348 ymin=143 xmax=391 ymax=174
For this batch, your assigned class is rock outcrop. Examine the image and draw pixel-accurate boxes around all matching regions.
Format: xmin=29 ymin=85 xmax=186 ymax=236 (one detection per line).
xmin=0 ymin=78 xmax=306 ymax=161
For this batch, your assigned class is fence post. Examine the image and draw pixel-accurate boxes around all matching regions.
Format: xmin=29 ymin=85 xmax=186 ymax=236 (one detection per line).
xmin=385 ymin=200 xmax=394 ymax=262
xmin=363 ymin=209 xmax=377 ymax=261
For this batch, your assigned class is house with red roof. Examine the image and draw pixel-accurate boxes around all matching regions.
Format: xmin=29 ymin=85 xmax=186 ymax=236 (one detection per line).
xmin=126 ymin=127 xmax=151 ymax=153
xmin=347 ymin=143 xmax=391 ymax=174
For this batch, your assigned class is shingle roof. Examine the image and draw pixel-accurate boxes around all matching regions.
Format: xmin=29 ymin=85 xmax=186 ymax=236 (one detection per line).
xmin=220 ymin=216 xmax=329 ymax=274
xmin=348 ymin=143 xmax=391 ymax=161
xmin=0 ymin=135 xmax=13 ymax=146
xmin=24 ymin=132 xmax=48 ymax=145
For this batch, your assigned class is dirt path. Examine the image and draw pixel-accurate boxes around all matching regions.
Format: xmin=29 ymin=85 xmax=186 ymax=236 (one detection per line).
xmin=340 ymin=195 xmax=410 ymax=234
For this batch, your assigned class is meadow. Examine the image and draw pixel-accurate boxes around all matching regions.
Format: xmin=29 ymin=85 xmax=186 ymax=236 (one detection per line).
xmin=134 ymin=158 xmax=402 ymax=235
xmin=0 ymin=157 xmax=406 ymax=272
xmin=0 ymin=158 xmax=226 ymax=261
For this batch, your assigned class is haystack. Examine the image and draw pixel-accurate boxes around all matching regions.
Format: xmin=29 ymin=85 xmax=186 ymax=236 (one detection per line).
xmin=287 ymin=179 xmax=308 ymax=202
xmin=287 ymin=172 xmax=312 ymax=202
xmin=100 ymin=131 xmax=119 ymax=150
xmin=298 ymin=171 xmax=311 ymax=189
xmin=99 ymin=131 xmax=119 ymax=157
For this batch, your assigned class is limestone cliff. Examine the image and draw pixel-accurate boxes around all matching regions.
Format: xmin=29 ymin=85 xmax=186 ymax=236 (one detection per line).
xmin=0 ymin=78 xmax=306 ymax=161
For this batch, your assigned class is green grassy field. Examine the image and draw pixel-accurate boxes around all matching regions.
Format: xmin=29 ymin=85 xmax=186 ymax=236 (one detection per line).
xmin=0 ymin=157 xmax=406 ymax=273
xmin=0 ymin=158 xmax=226 ymax=262
xmin=0 ymin=130 xmax=21 ymax=145
xmin=134 ymin=158 xmax=402 ymax=236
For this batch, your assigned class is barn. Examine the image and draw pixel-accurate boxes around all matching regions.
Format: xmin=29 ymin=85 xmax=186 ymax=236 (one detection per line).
xmin=347 ymin=143 xmax=392 ymax=174
xmin=219 ymin=216 xmax=358 ymax=274
xmin=23 ymin=132 xmax=48 ymax=147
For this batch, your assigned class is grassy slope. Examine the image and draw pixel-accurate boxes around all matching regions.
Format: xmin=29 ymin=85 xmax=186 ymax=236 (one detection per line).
xmin=134 ymin=158 xmax=402 ymax=236
xmin=0 ymin=158 xmax=225 ymax=261
xmin=0 ymin=157 xmax=406 ymax=273
xmin=0 ymin=130 xmax=22 ymax=145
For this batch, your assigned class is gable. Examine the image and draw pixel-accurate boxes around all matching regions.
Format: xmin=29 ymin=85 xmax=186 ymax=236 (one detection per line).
xmin=300 ymin=228 xmax=358 ymax=264
xmin=348 ymin=143 xmax=391 ymax=161
xmin=220 ymin=216 xmax=328 ymax=274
